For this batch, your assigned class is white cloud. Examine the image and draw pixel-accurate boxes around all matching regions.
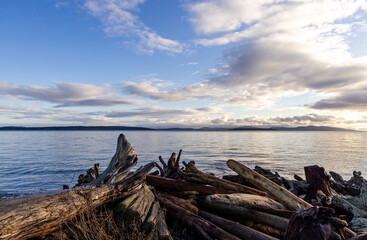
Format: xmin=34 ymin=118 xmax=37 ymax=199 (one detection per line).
xmin=308 ymin=87 xmax=367 ymax=111
xmin=83 ymin=0 xmax=184 ymax=54
xmin=105 ymin=106 xmax=221 ymax=118
xmin=0 ymin=81 xmax=140 ymax=107
xmin=186 ymin=0 xmax=367 ymax=112
xmin=188 ymin=0 xmax=367 ymax=50
xmin=123 ymin=80 xmax=228 ymax=101
xmin=207 ymin=68 xmax=218 ymax=74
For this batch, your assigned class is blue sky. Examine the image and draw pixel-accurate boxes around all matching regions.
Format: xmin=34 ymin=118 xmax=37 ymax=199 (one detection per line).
xmin=1 ymin=0 xmax=367 ymax=129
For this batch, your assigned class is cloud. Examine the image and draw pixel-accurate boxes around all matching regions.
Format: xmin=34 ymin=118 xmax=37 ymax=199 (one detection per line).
xmin=205 ymin=39 xmax=367 ymax=110
xmin=54 ymin=98 xmax=141 ymax=108
xmin=0 ymin=81 xmax=139 ymax=107
xmin=209 ymin=113 xmax=341 ymax=127
xmin=123 ymin=81 xmax=228 ymax=101
xmin=207 ymin=68 xmax=219 ymax=74
xmin=0 ymin=104 xmax=118 ymax=125
xmin=184 ymin=1 xmax=367 ymax=112
xmin=0 ymin=81 xmax=109 ymax=102
xmin=55 ymin=2 xmax=69 ymax=9
xmin=308 ymin=88 xmax=367 ymax=111
xmin=187 ymin=0 xmax=271 ymax=35
xmin=212 ymin=41 xmax=367 ymax=91
xmin=83 ymin=0 xmax=184 ymax=54
xmin=188 ymin=0 xmax=367 ymax=49
xmin=106 ymin=106 xmax=219 ymax=118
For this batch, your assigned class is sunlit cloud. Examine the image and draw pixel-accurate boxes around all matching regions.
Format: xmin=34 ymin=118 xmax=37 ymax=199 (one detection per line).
xmin=183 ymin=0 xmax=367 ymax=112
xmin=105 ymin=106 xmax=220 ymax=118
xmin=123 ymin=80 xmax=228 ymax=101
xmin=308 ymin=87 xmax=367 ymax=111
xmin=0 ymin=81 xmax=139 ymax=108
xmin=83 ymin=0 xmax=184 ymax=54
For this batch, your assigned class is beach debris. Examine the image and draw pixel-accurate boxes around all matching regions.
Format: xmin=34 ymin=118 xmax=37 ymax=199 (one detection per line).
xmin=0 ymin=134 xmax=159 ymax=240
xmin=1 ymin=134 xmax=364 ymax=240
xmin=330 ymin=170 xmax=367 ymax=196
xmin=304 ymin=165 xmax=332 ymax=205
xmin=284 ymin=206 xmax=355 ymax=240
xmin=114 ymin=183 xmax=172 ymax=240
xmin=227 ymin=159 xmax=312 ymax=211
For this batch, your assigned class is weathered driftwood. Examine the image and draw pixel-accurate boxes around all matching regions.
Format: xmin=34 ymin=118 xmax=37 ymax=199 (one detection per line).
xmin=347 ymin=171 xmax=367 ymax=188
xmin=284 ymin=206 xmax=356 ymax=240
xmin=158 ymin=152 xmax=181 ymax=178
xmin=332 ymin=194 xmax=367 ymax=218
xmin=157 ymin=192 xmax=198 ymax=214
xmin=254 ymin=165 xmax=308 ymax=196
xmin=332 ymin=191 xmax=367 ymax=233
xmin=0 ymin=162 xmax=156 ymax=240
xmin=330 ymin=171 xmax=365 ymax=196
xmin=304 ymin=165 xmax=332 ymax=204
xmin=227 ymin=159 xmax=312 ymax=211
xmin=180 ymin=161 xmax=268 ymax=196
xmin=251 ymin=224 xmax=284 ymax=239
xmin=294 ymin=174 xmax=304 ymax=181
xmin=206 ymin=193 xmax=295 ymax=219
xmin=114 ymin=183 xmax=172 ymax=240
xmin=349 ymin=233 xmax=367 ymax=240
xmin=206 ymin=193 xmax=291 ymax=219
xmin=158 ymin=195 xmax=241 ymax=240
xmin=198 ymin=209 xmax=279 ymax=240
xmin=146 ymin=175 xmax=233 ymax=195
xmin=94 ymin=134 xmax=138 ymax=185
xmin=207 ymin=193 xmax=287 ymax=210
xmin=344 ymin=186 xmax=367 ymax=211
xmin=202 ymin=201 xmax=290 ymax=232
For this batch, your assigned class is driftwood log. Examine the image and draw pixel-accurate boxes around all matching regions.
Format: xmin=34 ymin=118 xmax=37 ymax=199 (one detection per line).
xmin=146 ymin=175 xmax=233 ymax=195
xmin=304 ymin=165 xmax=332 ymax=204
xmin=114 ymin=183 xmax=172 ymax=240
xmin=180 ymin=161 xmax=268 ymax=196
xmin=158 ymin=194 xmax=241 ymax=240
xmin=198 ymin=209 xmax=279 ymax=240
xmin=0 ymin=134 xmax=155 ymax=240
xmin=202 ymin=200 xmax=290 ymax=232
xmin=227 ymin=159 xmax=312 ymax=211
xmin=206 ymin=193 xmax=295 ymax=218
xmin=285 ymin=206 xmax=356 ymax=240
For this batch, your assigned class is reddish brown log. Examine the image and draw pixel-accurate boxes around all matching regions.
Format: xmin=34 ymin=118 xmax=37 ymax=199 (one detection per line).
xmin=157 ymin=192 xmax=198 ymax=214
xmin=294 ymin=174 xmax=304 ymax=181
xmin=304 ymin=165 xmax=332 ymax=204
xmin=198 ymin=210 xmax=279 ymax=240
xmin=252 ymin=224 xmax=284 ymax=239
xmin=285 ymin=206 xmax=355 ymax=240
xmin=146 ymin=175 xmax=233 ymax=195
xmin=203 ymin=201 xmax=289 ymax=232
xmin=158 ymin=196 xmax=241 ymax=240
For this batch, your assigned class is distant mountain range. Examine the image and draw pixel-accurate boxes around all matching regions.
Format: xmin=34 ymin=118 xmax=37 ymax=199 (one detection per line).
xmin=0 ymin=125 xmax=356 ymax=131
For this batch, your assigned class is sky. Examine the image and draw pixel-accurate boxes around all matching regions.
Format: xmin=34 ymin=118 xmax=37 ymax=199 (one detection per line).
xmin=1 ymin=0 xmax=367 ymax=129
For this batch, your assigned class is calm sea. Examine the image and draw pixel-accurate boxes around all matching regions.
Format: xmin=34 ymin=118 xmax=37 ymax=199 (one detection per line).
xmin=0 ymin=130 xmax=366 ymax=198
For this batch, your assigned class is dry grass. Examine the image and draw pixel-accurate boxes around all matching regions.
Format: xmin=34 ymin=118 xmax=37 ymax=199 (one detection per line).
xmin=47 ymin=206 xmax=146 ymax=240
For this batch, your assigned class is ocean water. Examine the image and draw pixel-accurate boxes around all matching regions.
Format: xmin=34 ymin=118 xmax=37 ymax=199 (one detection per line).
xmin=0 ymin=130 xmax=366 ymax=198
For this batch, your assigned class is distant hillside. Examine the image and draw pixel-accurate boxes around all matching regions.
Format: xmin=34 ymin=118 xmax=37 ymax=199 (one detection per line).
xmin=230 ymin=126 xmax=275 ymax=131
xmin=0 ymin=125 xmax=355 ymax=131
xmin=0 ymin=126 xmax=153 ymax=131
xmin=231 ymin=125 xmax=354 ymax=131
xmin=271 ymin=126 xmax=353 ymax=131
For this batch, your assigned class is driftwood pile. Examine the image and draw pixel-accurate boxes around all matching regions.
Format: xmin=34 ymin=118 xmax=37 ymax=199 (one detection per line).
xmin=1 ymin=134 xmax=367 ymax=240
